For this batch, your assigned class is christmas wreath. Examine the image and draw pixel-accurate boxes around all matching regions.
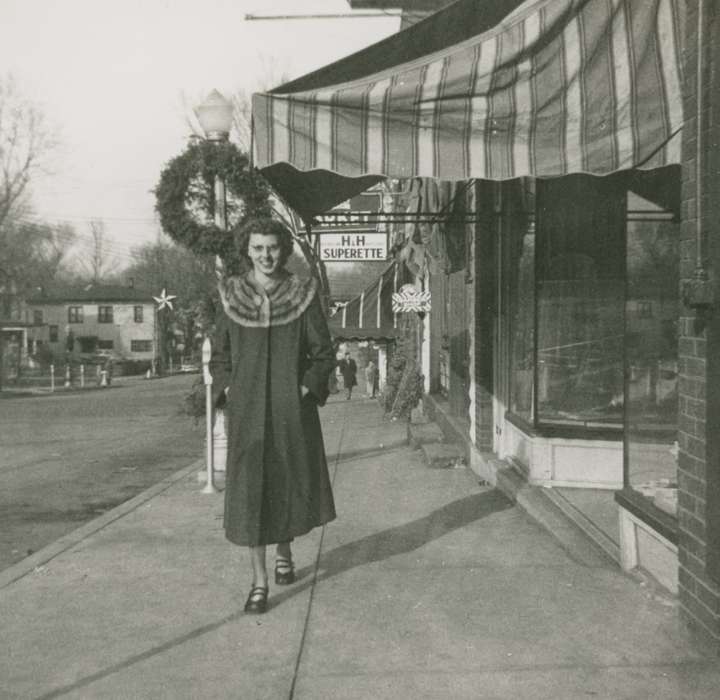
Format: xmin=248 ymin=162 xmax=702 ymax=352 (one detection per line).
xmin=155 ymin=139 xmax=271 ymax=266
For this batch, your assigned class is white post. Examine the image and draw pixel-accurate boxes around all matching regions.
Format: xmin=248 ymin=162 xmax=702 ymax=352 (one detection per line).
xmin=80 ymin=364 xmax=85 ymax=388
xmin=50 ymin=364 xmax=55 ymax=392
xmin=64 ymin=364 xmax=71 ymax=388
xmin=201 ymin=336 xmax=218 ymax=494
xmin=378 ymin=345 xmax=387 ymax=392
xmin=213 ymin=409 xmax=227 ymax=472
xmin=422 ymin=310 xmax=431 ymax=395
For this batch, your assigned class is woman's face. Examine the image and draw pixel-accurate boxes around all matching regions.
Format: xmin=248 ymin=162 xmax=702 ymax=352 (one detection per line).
xmin=248 ymin=233 xmax=282 ymax=277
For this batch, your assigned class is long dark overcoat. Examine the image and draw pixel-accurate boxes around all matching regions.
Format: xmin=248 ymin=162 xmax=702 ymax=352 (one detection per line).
xmin=210 ymin=272 xmax=336 ymax=546
xmin=339 ymin=358 xmax=357 ymax=388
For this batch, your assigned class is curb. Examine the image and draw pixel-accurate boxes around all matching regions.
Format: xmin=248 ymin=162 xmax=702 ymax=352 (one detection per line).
xmin=0 ymin=459 xmax=204 ymax=590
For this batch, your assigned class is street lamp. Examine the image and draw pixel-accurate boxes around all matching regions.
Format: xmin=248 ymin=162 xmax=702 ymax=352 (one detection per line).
xmin=194 ymin=89 xmax=233 ymax=142
xmin=195 ymin=90 xmax=233 ymax=492
xmin=195 ymin=90 xmax=232 ymax=233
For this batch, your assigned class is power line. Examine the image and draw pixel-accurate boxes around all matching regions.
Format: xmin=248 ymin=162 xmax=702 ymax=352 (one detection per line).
xmin=245 ymin=12 xmax=402 ymax=21
xmin=23 ymin=214 xmax=158 ymax=224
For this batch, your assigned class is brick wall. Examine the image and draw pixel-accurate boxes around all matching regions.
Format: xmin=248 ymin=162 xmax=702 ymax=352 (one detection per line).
xmin=677 ymin=0 xmax=720 ymax=650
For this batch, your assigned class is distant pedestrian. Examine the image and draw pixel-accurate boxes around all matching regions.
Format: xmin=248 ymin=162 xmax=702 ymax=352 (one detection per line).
xmin=338 ymin=352 xmax=357 ymax=400
xmin=328 ymin=362 xmax=339 ymax=394
xmin=365 ymin=360 xmax=378 ymax=398
xmin=210 ymin=217 xmax=336 ymax=615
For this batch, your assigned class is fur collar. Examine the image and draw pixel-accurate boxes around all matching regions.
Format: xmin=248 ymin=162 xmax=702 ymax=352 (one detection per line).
xmin=218 ymin=270 xmax=317 ymax=328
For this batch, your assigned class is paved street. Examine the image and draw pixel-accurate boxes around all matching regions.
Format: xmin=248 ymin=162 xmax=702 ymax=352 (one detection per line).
xmin=0 ymin=374 xmax=204 ymax=572
xmin=1 ymin=396 xmax=718 ymax=699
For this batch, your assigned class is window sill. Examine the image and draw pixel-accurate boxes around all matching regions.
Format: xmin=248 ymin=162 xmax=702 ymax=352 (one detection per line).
xmin=505 ymin=411 xmax=623 ymax=441
xmin=614 ymin=487 xmax=677 ymax=545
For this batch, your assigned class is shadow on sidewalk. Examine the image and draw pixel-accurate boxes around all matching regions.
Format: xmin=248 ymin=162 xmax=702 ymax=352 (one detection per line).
xmin=300 ymin=489 xmax=512 ymax=581
xmin=35 ymin=490 xmax=509 ymax=699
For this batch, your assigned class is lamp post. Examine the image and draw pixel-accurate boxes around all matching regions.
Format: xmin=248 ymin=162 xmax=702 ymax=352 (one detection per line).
xmin=195 ymin=90 xmax=233 ymax=489
xmin=195 ymin=90 xmax=233 ymax=230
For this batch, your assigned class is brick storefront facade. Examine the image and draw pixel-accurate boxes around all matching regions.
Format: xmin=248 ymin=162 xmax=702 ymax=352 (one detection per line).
xmin=677 ymin=0 xmax=720 ymax=649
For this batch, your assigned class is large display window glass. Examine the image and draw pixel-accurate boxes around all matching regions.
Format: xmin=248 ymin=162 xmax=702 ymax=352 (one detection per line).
xmin=535 ymin=176 xmax=625 ymax=428
xmin=506 ymin=172 xmax=678 ymax=449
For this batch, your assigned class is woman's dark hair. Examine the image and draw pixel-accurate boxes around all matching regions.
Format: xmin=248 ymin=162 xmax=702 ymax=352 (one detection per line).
xmin=235 ymin=217 xmax=294 ymax=267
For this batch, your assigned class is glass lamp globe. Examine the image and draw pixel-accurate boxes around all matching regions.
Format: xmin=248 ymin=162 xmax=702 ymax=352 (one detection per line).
xmin=195 ymin=90 xmax=233 ymax=141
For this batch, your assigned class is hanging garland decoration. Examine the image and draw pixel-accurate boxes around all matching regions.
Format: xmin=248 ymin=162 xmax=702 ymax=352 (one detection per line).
xmin=155 ymin=139 xmax=271 ymax=267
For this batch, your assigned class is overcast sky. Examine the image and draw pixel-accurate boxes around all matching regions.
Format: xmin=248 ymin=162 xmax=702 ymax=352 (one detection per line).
xmin=0 ymin=0 xmax=398 ymax=270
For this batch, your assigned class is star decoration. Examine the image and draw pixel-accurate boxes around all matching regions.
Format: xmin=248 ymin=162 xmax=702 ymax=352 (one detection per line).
xmin=153 ymin=289 xmax=177 ymax=311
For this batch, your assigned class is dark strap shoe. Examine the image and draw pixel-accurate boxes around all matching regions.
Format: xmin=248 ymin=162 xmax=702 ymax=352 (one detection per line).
xmin=244 ymin=586 xmax=268 ymax=614
xmin=275 ymin=556 xmax=295 ymax=585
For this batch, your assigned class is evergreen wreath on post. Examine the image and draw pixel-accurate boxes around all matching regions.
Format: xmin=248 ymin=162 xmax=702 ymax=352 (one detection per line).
xmin=154 ymin=139 xmax=271 ymax=272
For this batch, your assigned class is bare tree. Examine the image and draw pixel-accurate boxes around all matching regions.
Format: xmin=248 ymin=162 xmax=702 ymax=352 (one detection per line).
xmin=0 ymin=74 xmax=57 ymax=296
xmin=83 ymin=218 xmax=108 ymax=283
xmin=0 ymin=219 xmax=76 ymax=314
xmin=0 ymin=74 xmax=55 ymax=234
xmin=77 ymin=219 xmax=117 ymax=284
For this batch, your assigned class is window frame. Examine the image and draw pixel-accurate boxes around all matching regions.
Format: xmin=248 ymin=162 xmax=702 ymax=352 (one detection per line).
xmin=68 ymin=306 xmax=83 ymax=324
xmin=620 ymin=187 xmax=680 ymax=530
xmin=98 ymin=305 xmax=114 ymax=324
xmin=133 ymin=305 xmax=144 ymax=323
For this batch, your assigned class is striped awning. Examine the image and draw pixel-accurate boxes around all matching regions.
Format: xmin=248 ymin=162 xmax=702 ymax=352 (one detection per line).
xmin=253 ymin=0 xmax=685 ymax=181
xmin=328 ymin=263 xmax=400 ymax=340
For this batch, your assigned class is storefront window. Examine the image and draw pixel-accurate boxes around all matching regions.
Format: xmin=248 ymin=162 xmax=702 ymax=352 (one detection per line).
xmin=535 ymin=176 xmax=625 ymax=428
xmin=625 ymin=186 xmax=679 ymax=516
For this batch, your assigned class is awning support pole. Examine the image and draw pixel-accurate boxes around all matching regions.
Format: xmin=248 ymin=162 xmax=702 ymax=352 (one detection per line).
xmin=683 ymin=0 xmax=714 ymax=310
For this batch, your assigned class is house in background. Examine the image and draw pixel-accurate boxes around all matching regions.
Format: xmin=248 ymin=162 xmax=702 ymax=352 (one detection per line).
xmin=27 ymin=284 xmax=156 ymax=362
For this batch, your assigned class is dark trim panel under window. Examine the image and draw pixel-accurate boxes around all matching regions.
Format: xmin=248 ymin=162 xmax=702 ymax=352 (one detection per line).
xmin=131 ymin=339 xmax=152 ymax=352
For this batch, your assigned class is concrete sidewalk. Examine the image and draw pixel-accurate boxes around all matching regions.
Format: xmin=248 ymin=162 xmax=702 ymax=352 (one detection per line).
xmin=1 ymin=396 xmax=718 ymax=699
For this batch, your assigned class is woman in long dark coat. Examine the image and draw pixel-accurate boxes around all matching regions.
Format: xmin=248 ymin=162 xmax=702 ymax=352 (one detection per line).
xmin=210 ymin=217 xmax=336 ymax=614
xmin=338 ymin=352 xmax=357 ymax=400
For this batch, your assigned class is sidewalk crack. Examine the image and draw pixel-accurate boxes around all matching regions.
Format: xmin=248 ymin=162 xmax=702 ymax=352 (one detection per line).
xmin=288 ymin=402 xmax=349 ymax=699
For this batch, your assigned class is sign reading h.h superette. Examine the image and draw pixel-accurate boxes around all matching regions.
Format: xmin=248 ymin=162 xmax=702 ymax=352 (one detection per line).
xmin=316 ymin=191 xmax=388 ymax=262
xmin=320 ymin=233 xmax=387 ymax=261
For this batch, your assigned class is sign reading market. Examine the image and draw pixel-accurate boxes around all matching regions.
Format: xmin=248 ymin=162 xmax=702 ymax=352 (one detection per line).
xmin=316 ymin=192 xmax=388 ymax=262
